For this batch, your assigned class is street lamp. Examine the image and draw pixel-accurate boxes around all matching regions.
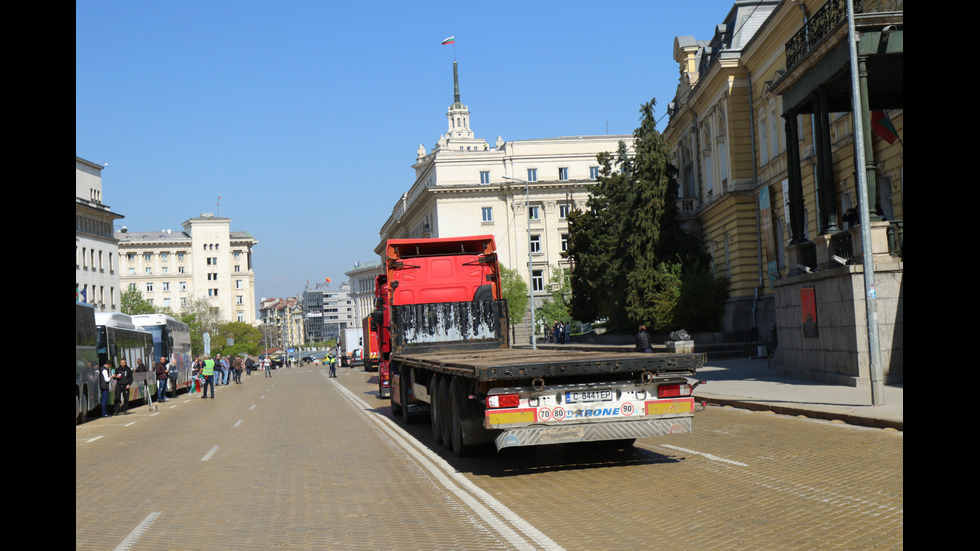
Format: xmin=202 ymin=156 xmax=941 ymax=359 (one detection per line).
xmin=502 ymin=174 xmax=536 ymax=350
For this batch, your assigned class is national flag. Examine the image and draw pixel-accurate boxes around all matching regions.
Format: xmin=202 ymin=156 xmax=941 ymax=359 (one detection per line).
xmin=871 ymin=110 xmax=899 ymax=145
xmin=442 ymin=36 xmax=455 ymax=45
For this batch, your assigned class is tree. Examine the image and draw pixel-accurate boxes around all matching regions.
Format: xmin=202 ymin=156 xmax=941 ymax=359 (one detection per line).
xmin=181 ymin=297 xmax=225 ymax=356
xmin=566 ymin=99 xmax=727 ymax=332
xmin=212 ymin=321 xmax=263 ymax=358
xmin=120 ymin=286 xmax=155 ymax=315
xmin=536 ymin=266 xmax=572 ymax=329
xmin=499 ymin=265 xmax=529 ymax=326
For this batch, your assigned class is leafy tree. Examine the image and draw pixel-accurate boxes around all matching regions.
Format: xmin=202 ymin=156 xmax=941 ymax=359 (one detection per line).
xmin=536 ymin=266 xmax=572 ymax=329
xmin=499 ymin=265 xmax=529 ymax=325
xmin=212 ymin=321 xmax=263 ymax=358
xmin=566 ymin=99 xmax=726 ymax=332
xmin=180 ymin=297 xmax=224 ymax=356
xmin=120 ymin=286 xmax=155 ymax=315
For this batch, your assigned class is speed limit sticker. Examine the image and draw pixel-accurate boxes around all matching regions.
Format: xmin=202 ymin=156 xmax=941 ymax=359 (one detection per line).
xmin=552 ymin=407 xmax=566 ymax=421
xmin=538 ymin=407 xmax=552 ymax=421
xmin=621 ymin=402 xmax=635 ymax=416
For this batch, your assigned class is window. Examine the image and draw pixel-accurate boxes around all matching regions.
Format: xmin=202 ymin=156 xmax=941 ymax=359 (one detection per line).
xmin=590 ymin=166 xmax=600 ymax=179
xmin=528 ymin=205 xmax=540 ymax=221
xmin=127 ymin=253 xmax=136 ymax=262
xmin=530 ymin=234 xmax=541 ymax=253
xmin=161 ymin=252 xmax=169 ymax=261
xmin=180 ymin=282 xmax=187 ymax=291
xmin=146 ymin=283 xmax=154 ymax=293
xmin=480 ymin=171 xmax=490 ymax=184
xmin=561 ymin=233 xmax=569 ymax=252
xmin=236 ymin=280 xmax=243 ymax=289
xmin=163 ymin=282 xmax=170 ymax=291
xmin=558 ymin=167 xmax=568 ymax=181
xmin=145 ymin=267 xmax=152 ymax=275
xmin=527 ymin=168 xmax=537 ymax=182
xmin=532 ymin=270 xmax=544 ymax=292
xmin=144 ymin=253 xmax=152 ymax=261
xmin=482 ymin=207 xmax=493 ymax=223
xmin=559 ymin=204 xmax=570 ymax=219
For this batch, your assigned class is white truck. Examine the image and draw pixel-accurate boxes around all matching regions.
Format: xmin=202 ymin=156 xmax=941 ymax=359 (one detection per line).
xmin=339 ymin=326 xmax=363 ymax=367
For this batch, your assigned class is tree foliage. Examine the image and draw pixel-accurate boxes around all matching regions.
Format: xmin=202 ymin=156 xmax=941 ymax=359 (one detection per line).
xmin=536 ymin=266 xmax=572 ymax=329
xmin=499 ymin=265 xmax=528 ymax=325
xmin=120 ymin=287 xmax=155 ymax=315
xmin=566 ymin=99 xmax=728 ymax=332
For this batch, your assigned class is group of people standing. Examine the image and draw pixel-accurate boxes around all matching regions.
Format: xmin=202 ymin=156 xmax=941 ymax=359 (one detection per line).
xmin=192 ymin=354 xmax=256 ymax=399
xmin=96 ymin=355 xmax=181 ymax=417
xmin=551 ymin=321 xmax=570 ymax=344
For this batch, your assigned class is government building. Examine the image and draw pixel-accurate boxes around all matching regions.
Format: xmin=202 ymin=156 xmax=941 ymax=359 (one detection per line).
xmin=376 ymin=62 xmax=632 ymax=343
xmin=116 ymin=214 xmax=259 ymax=324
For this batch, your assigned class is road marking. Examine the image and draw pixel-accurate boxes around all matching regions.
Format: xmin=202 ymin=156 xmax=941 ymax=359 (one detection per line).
xmin=234 ymin=419 xmax=243 ymax=428
xmin=658 ymin=444 xmax=749 ymax=467
xmin=249 ymin=404 xmax=256 ymax=410
xmin=201 ymin=446 xmax=219 ymax=461
xmin=114 ymin=511 xmax=160 ymax=550
xmin=86 ymin=436 xmax=104 ymax=443
xmin=324 ymin=372 xmax=564 ymax=551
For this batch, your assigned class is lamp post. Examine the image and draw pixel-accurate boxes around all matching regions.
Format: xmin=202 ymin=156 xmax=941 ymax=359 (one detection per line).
xmin=502 ymin=175 xmax=536 ymax=349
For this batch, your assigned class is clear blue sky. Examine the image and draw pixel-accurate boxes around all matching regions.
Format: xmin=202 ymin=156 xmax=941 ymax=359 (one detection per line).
xmin=76 ymin=0 xmax=736 ymax=308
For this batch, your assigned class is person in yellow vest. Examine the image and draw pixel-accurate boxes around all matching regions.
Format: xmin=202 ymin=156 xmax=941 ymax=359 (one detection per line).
xmin=328 ymin=352 xmax=337 ymax=378
xmin=201 ymin=356 xmax=216 ymax=399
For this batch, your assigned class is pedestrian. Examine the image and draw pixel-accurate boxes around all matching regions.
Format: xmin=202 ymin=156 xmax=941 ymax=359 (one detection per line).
xmin=635 ymin=324 xmax=653 ymax=353
xmin=98 ymin=360 xmax=113 ymax=417
xmin=264 ymin=356 xmax=272 ymax=378
xmin=328 ymin=353 xmax=337 ymax=378
xmin=168 ymin=357 xmax=180 ymax=399
xmin=563 ymin=321 xmax=570 ymax=344
xmin=200 ymin=355 xmax=216 ymax=398
xmin=233 ymin=356 xmax=243 ymax=384
xmin=135 ymin=357 xmax=148 ymax=374
xmin=155 ymin=356 xmax=170 ymax=402
xmin=113 ymin=358 xmax=134 ymax=415
xmin=222 ymin=355 xmax=231 ymax=385
xmin=245 ymin=356 xmax=254 ymax=377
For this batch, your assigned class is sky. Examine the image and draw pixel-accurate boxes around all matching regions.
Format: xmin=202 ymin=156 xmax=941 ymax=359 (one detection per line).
xmin=76 ymin=0 xmax=737 ymax=308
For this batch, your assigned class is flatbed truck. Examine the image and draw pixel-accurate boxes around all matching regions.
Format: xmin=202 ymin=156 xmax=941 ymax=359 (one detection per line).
xmin=376 ymin=235 xmax=703 ymax=456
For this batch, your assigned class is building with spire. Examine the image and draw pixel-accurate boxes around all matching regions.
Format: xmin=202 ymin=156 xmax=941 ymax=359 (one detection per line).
xmin=377 ymin=62 xmax=632 ymax=344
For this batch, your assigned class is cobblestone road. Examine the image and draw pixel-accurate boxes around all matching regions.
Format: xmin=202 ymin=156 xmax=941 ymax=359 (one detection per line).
xmin=76 ymin=365 xmax=903 ymax=550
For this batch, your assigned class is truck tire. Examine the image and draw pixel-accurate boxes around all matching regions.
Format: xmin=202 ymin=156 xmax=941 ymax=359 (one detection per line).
xmin=439 ymin=377 xmax=452 ymax=449
xmin=429 ymin=375 xmax=442 ymax=444
xmin=390 ymin=376 xmax=402 ymax=416
xmin=449 ymin=377 xmax=471 ymax=457
xmin=400 ymin=367 xmax=417 ymax=424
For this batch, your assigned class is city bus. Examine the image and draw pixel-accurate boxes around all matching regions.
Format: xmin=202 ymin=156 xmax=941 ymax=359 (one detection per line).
xmin=132 ymin=314 xmax=193 ymax=394
xmin=76 ymin=303 xmax=99 ymax=424
xmin=94 ymin=312 xmax=155 ymax=416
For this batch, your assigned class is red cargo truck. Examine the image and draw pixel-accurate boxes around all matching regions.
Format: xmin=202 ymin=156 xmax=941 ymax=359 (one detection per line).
xmin=373 ymin=234 xmax=703 ymax=456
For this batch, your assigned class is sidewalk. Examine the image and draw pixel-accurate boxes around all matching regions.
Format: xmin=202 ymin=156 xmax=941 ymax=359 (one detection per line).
xmin=693 ymin=358 xmax=903 ymax=431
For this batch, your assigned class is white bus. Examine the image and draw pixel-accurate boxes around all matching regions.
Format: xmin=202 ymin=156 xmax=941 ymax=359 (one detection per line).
xmin=133 ymin=314 xmax=193 ymax=394
xmin=94 ymin=312 xmax=155 ymax=418
xmin=76 ymin=303 xmax=99 ymax=424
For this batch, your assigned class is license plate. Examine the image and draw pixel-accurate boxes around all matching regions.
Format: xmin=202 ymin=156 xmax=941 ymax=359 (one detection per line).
xmin=564 ymin=389 xmax=613 ymax=403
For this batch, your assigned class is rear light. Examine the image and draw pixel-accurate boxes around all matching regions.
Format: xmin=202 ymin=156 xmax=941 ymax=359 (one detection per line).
xmin=657 ymin=383 xmax=692 ymax=398
xmin=486 ymin=394 xmax=520 ymax=409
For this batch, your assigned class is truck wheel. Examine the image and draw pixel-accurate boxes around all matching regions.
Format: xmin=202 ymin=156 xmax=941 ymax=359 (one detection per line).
xmin=390 ymin=379 xmax=402 ymax=416
xmin=400 ymin=368 xmax=417 ymax=424
xmin=449 ymin=378 xmax=471 ymax=457
xmin=429 ymin=375 xmax=442 ymax=444
xmin=439 ymin=377 xmax=452 ymax=449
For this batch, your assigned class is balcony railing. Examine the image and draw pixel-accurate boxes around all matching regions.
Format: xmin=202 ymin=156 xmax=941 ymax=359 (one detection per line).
xmin=785 ymin=0 xmax=904 ymax=70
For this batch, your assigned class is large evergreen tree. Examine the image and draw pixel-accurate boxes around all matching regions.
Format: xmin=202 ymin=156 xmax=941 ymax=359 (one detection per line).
xmin=566 ymin=99 xmax=726 ymax=332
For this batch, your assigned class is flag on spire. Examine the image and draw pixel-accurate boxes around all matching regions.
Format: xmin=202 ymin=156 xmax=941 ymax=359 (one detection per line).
xmin=442 ymin=36 xmax=455 ymax=45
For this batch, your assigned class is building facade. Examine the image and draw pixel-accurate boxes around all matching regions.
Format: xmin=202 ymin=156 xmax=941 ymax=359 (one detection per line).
xmin=76 ymin=156 xmax=124 ymax=312
xmin=116 ymin=213 xmax=259 ymax=324
xmin=301 ymin=283 xmax=357 ymax=343
xmin=376 ymin=62 xmax=632 ymax=341
xmin=664 ymin=0 xmax=903 ymax=385
xmin=345 ymin=260 xmax=384 ymax=326
xmin=259 ymin=296 xmax=304 ymax=352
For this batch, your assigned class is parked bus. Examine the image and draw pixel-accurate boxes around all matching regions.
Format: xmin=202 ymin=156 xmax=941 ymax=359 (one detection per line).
xmin=93 ymin=312 xmax=155 ymax=418
xmin=76 ymin=303 xmax=99 ymax=424
xmin=132 ymin=314 xmax=193 ymax=393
